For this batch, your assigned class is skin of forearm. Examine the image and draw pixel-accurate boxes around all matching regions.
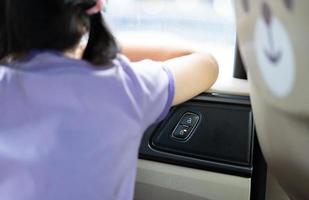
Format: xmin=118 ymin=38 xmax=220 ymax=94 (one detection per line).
xmin=121 ymin=44 xmax=193 ymax=62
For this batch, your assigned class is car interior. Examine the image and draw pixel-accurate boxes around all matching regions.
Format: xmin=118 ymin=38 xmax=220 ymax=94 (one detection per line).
xmin=105 ymin=0 xmax=308 ymax=199
xmin=0 ymin=0 xmax=307 ymax=199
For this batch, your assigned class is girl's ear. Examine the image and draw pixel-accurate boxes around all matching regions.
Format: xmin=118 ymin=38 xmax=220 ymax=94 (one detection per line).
xmin=82 ymin=12 xmax=119 ymax=66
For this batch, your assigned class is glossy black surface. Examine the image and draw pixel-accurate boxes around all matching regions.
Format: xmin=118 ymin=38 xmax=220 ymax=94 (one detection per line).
xmin=139 ymin=93 xmax=254 ymax=177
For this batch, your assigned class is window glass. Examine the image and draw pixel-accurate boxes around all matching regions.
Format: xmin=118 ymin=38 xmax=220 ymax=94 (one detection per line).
xmin=105 ymin=0 xmax=236 ymax=77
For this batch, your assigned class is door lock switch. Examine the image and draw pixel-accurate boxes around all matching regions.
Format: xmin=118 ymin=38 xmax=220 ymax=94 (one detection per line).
xmin=180 ymin=113 xmax=199 ymax=127
xmin=172 ymin=125 xmax=192 ymax=140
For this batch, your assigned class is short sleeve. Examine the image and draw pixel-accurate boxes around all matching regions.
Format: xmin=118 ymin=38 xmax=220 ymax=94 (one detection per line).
xmin=117 ymin=55 xmax=175 ymax=126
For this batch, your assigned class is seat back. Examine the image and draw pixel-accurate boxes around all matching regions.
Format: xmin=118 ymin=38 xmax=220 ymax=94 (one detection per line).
xmin=234 ymin=1 xmax=309 ymax=199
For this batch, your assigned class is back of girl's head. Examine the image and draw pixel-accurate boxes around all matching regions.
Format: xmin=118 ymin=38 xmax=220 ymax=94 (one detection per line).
xmin=0 ymin=0 xmax=118 ymax=65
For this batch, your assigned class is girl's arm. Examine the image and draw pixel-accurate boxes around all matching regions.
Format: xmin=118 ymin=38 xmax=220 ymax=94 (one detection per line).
xmin=119 ymin=33 xmax=193 ymax=61
xmin=120 ymin=34 xmax=219 ymax=106
xmin=121 ymin=43 xmax=193 ymax=62
xmin=164 ymin=53 xmax=218 ymax=105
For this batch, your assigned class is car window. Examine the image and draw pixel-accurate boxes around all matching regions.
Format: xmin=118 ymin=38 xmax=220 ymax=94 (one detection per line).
xmin=105 ymin=0 xmax=236 ymax=77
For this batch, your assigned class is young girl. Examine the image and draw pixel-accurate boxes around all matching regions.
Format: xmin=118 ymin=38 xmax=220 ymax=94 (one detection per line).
xmin=0 ymin=0 xmax=218 ymax=199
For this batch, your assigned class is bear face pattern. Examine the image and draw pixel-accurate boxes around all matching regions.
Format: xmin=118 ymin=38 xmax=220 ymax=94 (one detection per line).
xmin=235 ymin=1 xmax=309 ymax=199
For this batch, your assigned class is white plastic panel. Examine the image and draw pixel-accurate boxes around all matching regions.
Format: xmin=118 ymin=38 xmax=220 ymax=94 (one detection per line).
xmin=209 ymin=76 xmax=249 ymax=96
xmin=135 ymin=159 xmax=251 ymax=200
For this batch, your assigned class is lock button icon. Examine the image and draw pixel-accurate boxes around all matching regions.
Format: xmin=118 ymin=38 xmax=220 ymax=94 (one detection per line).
xmin=179 ymin=113 xmax=199 ymax=127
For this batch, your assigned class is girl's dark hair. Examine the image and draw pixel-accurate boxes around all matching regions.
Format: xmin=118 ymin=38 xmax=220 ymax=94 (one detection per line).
xmin=0 ymin=0 xmax=119 ymax=66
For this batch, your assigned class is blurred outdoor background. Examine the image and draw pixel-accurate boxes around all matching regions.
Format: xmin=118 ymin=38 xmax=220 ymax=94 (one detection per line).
xmin=105 ymin=0 xmax=236 ymax=77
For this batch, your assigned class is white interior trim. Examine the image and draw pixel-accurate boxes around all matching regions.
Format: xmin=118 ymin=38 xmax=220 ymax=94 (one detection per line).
xmin=135 ymin=159 xmax=251 ymax=200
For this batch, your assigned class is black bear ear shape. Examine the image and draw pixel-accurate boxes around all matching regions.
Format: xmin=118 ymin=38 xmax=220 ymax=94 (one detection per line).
xmin=241 ymin=0 xmax=250 ymax=13
xmin=283 ymin=0 xmax=294 ymax=10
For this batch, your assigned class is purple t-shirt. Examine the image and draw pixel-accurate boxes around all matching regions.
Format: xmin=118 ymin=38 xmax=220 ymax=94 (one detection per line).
xmin=0 ymin=51 xmax=175 ymax=200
